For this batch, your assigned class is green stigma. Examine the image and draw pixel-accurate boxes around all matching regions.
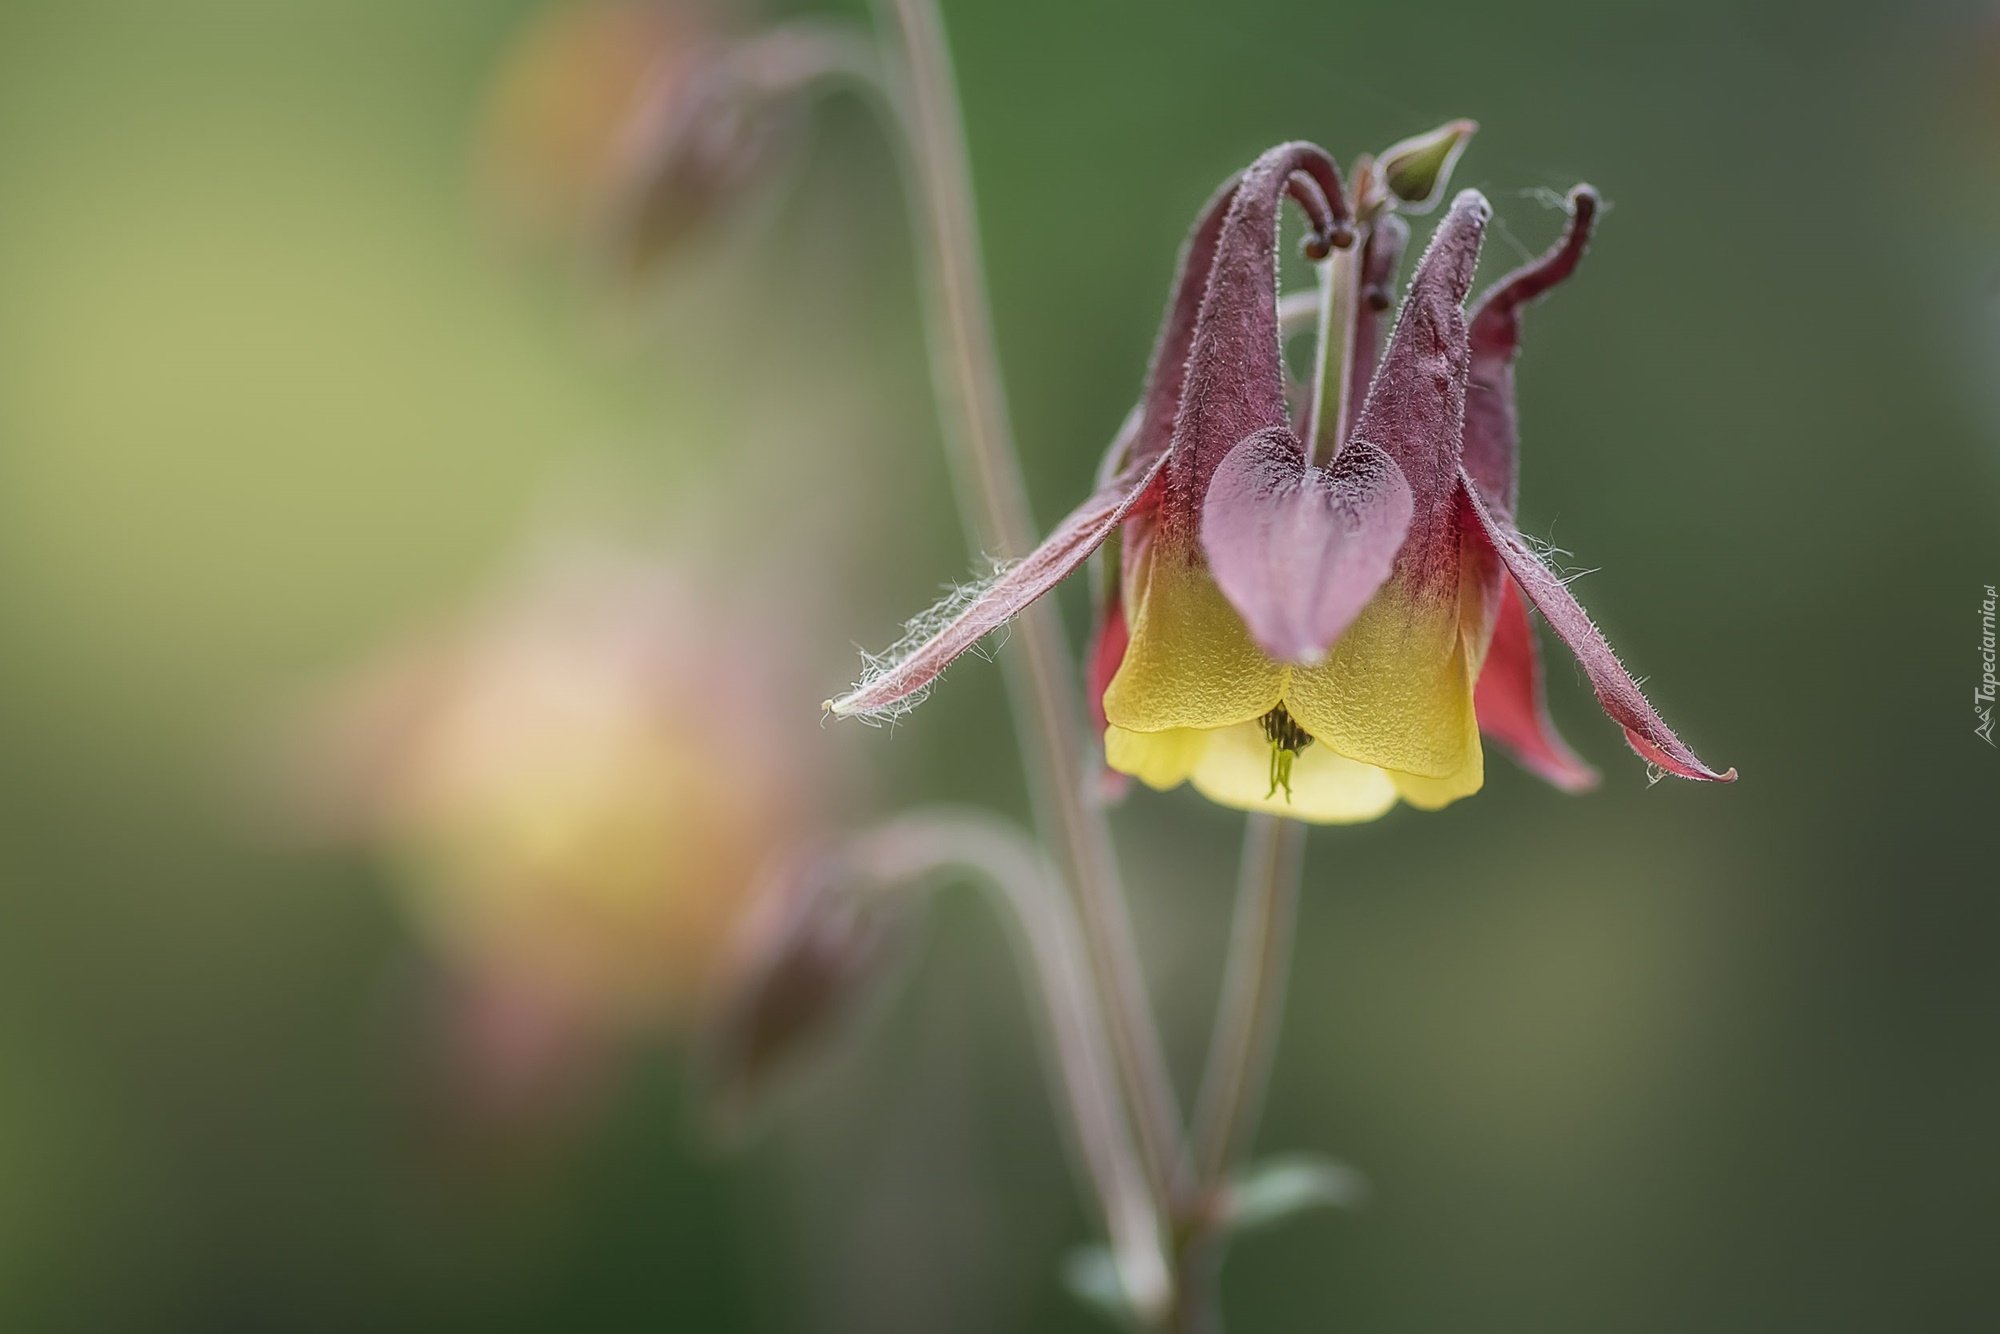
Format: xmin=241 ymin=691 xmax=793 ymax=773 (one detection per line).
xmin=1258 ymin=703 xmax=1314 ymax=802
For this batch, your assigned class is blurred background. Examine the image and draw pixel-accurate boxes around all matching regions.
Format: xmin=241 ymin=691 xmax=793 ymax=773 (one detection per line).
xmin=0 ymin=0 xmax=1994 ymax=1330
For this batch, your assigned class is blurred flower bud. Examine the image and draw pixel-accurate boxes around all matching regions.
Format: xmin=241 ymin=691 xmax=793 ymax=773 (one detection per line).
xmin=478 ymin=1 xmax=718 ymax=244
xmin=479 ymin=1 xmax=872 ymax=275
xmin=1376 ymin=118 xmax=1478 ymax=213
xmin=694 ymin=840 xmax=910 ymax=1136
xmin=604 ymin=26 xmax=804 ymax=273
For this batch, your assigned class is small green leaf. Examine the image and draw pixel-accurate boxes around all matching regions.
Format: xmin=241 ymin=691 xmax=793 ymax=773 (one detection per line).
xmin=1061 ymin=1245 xmax=1135 ymax=1329
xmin=1378 ymin=119 xmax=1478 ymax=213
xmin=1218 ymin=1154 xmax=1370 ymax=1236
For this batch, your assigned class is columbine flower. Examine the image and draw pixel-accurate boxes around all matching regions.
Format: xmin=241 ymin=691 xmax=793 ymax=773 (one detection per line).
xmin=829 ymin=139 xmax=1732 ymax=819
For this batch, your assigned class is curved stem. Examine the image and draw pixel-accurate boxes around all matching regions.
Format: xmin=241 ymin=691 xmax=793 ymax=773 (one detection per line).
xmin=1191 ymin=815 xmax=1307 ymax=1192
xmin=846 ymin=811 xmax=1169 ymax=1321
xmin=869 ymin=0 xmax=1188 ymax=1208
xmin=727 ymin=20 xmax=886 ymax=96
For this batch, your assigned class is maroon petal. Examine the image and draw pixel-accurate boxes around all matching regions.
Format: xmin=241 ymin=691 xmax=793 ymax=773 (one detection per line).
xmin=1163 ymin=142 xmax=1349 ymax=543
xmin=1086 ymin=417 xmax=1140 ymax=732
xmin=826 ymin=454 xmax=1169 ymax=719
xmin=1202 ymin=427 xmax=1414 ymax=663
xmin=1123 ymin=179 xmax=1240 ymax=480
xmin=1350 ymin=189 xmax=1489 ymax=597
xmin=1461 ymin=477 xmax=1735 ymax=783
xmin=1463 ymin=186 xmax=1599 ymax=520
xmin=1474 ymin=573 xmax=1600 ymax=792
xmin=1343 ymin=212 xmax=1410 ymax=442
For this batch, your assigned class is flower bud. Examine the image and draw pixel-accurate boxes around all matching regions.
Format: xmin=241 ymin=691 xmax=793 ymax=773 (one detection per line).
xmin=1376 ymin=118 xmax=1478 ymax=214
xmin=694 ymin=841 xmax=909 ymax=1136
xmin=479 ymin=3 xmax=863 ymax=276
xmin=604 ymin=25 xmax=806 ymax=272
xmin=478 ymin=1 xmax=719 ymax=246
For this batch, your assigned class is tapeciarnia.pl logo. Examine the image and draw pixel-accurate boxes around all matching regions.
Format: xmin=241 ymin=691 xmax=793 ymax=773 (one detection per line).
xmin=1978 ymin=584 xmax=1997 ymax=747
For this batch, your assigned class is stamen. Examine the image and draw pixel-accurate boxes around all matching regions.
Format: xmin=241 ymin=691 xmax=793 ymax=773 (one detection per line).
xmin=1258 ymin=703 xmax=1314 ymax=800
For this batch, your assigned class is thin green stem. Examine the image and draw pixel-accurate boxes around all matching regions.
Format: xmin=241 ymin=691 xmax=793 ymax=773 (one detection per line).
xmin=1190 ymin=814 xmax=1307 ymax=1192
xmin=1305 ymin=223 xmax=1366 ymax=462
xmin=847 ymin=810 xmax=1169 ymax=1317
xmin=871 ymin=0 xmax=1188 ymax=1216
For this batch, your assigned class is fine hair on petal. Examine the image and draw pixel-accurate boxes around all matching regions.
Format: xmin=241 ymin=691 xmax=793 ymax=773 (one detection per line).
xmin=836 ymin=554 xmax=1020 ymax=725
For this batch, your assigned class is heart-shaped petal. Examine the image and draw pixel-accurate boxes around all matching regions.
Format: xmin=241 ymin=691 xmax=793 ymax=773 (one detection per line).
xmin=1202 ymin=427 xmax=1415 ymax=664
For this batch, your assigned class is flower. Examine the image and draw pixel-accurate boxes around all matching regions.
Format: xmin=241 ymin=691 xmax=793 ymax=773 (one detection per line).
xmin=300 ymin=543 xmax=817 ymax=1034
xmin=693 ymin=837 xmax=910 ymax=1136
xmin=829 ymin=139 xmax=1732 ymax=820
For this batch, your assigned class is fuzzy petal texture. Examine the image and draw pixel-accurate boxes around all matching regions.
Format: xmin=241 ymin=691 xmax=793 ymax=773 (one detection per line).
xmin=834 ymin=158 xmax=1284 ymax=724
xmin=1125 ymin=180 xmax=1241 ymax=479
xmin=1463 ymin=186 xmax=1599 ymax=520
xmin=1281 ymin=191 xmax=1491 ymax=782
xmin=1102 ymin=144 xmax=1348 ymax=735
xmin=1344 ymin=213 xmax=1410 ymax=442
xmin=1161 ymin=142 xmax=1347 ymax=544
xmin=1084 ymin=523 xmax=1136 ymax=802
xmin=1460 ymin=477 xmax=1735 ymax=782
xmin=826 ymin=452 xmax=1167 ymax=719
xmin=1474 ymin=574 xmax=1599 ymax=791
xmin=1086 ymin=542 xmax=1132 ymax=740
xmin=1101 ymin=536 xmax=1284 ymax=734
xmin=1349 ymin=189 xmax=1488 ymax=589
xmin=1201 ymin=427 xmax=1413 ymax=664
xmin=1285 ymin=587 xmax=1482 ymax=782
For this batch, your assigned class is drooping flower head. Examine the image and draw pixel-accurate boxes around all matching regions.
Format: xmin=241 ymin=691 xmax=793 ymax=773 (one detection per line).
xmin=831 ymin=134 xmax=1733 ymax=820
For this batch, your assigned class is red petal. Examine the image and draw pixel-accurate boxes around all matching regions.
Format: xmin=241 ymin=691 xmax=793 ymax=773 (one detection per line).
xmin=1351 ymin=190 xmax=1489 ymax=598
xmin=1122 ymin=179 xmax=1239 ymax=481
xmin=1463 ymin=186 xmax=1598 ymax=521
xmin=827 ymin=454 xmax=1168 ymax=719
xmin=1084 ymin=531 xmax=1134 ymax=801
xmin=1460 ymin=477 xmax=1735 ymax=783
xmin=1474 ymin=573 xmax=1600 ymax=792
xmin=1163 ymin=142 xmax=1348 ymax=543
xmin=1343 ymin=212 xmax=1410 ymax=442
xmin=1201 ymin=427 xmax=1414 ymax=663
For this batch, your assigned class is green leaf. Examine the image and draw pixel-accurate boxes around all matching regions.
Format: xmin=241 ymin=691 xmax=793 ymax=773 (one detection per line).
xmin=1218 ymin=1154 xmax=1370 ymax=1236
xmin=1378 ymin=119 xmax=1478 ymax=214
xmin=1061 ymin=1245 xmax=1135 ymax=1329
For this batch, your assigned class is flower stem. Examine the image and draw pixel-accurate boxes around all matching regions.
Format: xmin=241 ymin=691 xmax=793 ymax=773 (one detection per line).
xmin=1190 ymin=814 xmax=1307 ymax=1193
xmin=872 ymin=0 xmax=1187 ymax=1216
xmin=847 ymin=810 xmax=1170 ymax=1319
xmin=1305 ymin=223 xmax=1367 ymax=463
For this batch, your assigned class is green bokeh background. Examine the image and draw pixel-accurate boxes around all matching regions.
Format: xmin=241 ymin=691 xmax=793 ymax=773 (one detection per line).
xmin=0 ymin=0 xmax=1993 ymax=1330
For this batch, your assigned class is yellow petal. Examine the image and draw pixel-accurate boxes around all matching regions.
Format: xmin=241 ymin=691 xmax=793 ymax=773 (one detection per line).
xmin=1103 ymin=541 xmax=1285 ymax=733
xmin=1285 ymin=580 xmax=1477 ymax=779
xmin=1104 ymin=724 xmax=1211 ymax=790
xmin=1188 ymin=721 xmax=1400 ymax=824
xmin=1385 ymin=708 xmax=1484 ymax=810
